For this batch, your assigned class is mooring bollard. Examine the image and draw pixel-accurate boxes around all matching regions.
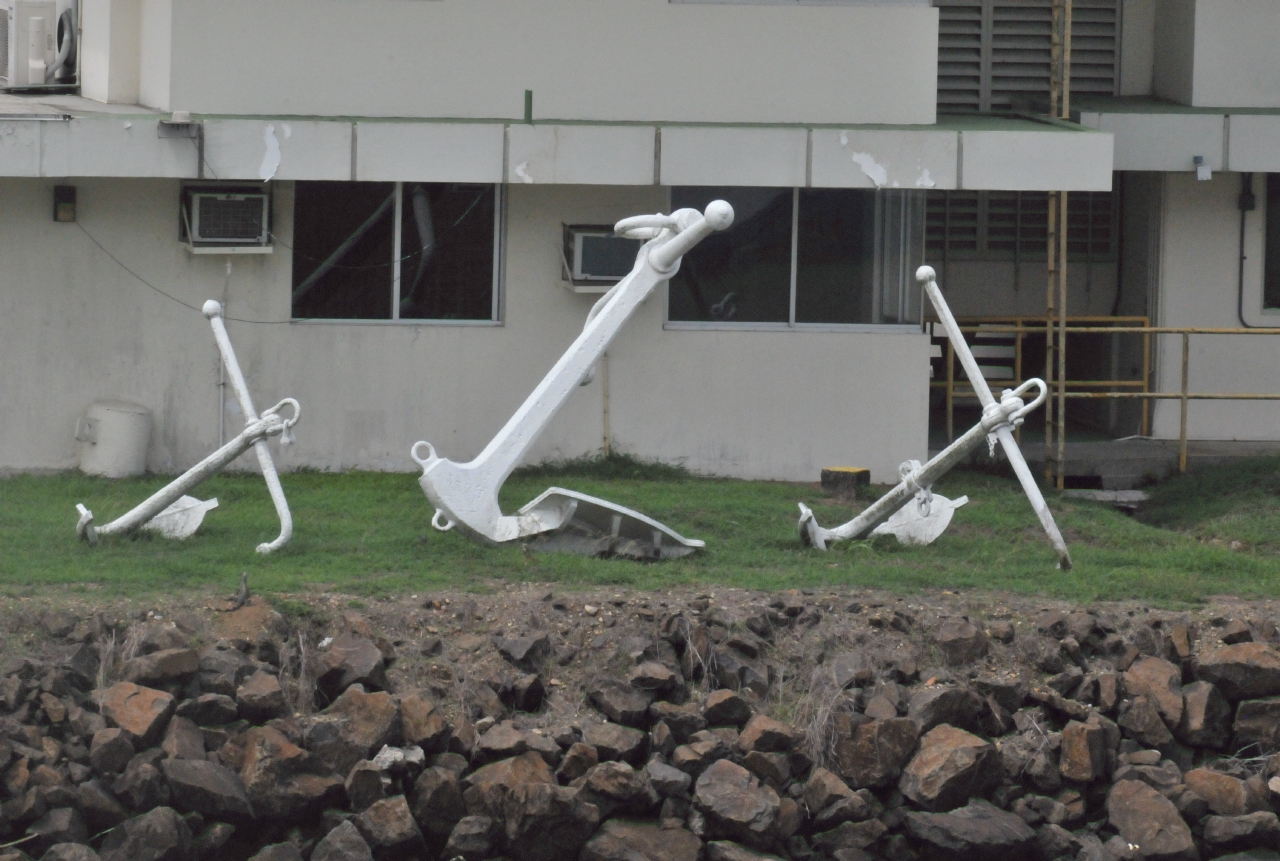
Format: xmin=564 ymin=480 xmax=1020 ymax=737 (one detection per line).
xmin=412 ymin=201 xmax=735 ymax=558
xmin=75 ymin=301 xmax=300 ymax=554
xmin=798 ymin=266 xmax=1073 ymax=570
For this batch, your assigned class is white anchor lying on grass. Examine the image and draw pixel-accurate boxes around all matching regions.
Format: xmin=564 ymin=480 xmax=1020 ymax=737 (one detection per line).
xmin=412 ymin=201 xmax=734 ymax=559
xmin=799 ymin=266 xmax=1073 ymax=570
xmin=76 ymin=301 xmax=300 ymax=554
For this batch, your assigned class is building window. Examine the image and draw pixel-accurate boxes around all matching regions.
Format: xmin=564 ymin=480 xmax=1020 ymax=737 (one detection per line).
xmin=934 ymin=0 xmax=1118 ymax=114
xmin=1266 ymin=175 xmax=1280 ymax=310
xmin=667 ymin=187 xmax=926 ymax=327
xmin=291 ymin=182 xmax=501 ymax=322
xmin=925 ymin=190 xmax=1115 ymax=261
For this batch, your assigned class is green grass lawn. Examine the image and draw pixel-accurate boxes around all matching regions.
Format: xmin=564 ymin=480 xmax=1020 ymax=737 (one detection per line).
xmin=4 ymin=455 xmax=1280 ymax=605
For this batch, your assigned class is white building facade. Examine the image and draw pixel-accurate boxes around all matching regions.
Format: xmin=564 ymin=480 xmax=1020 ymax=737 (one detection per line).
xmin=0 ymin=0 xmax=1116 ymax=482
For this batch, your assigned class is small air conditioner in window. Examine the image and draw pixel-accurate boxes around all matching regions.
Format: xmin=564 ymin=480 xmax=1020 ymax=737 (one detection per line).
xmin=1 ymin=0 xmax=78 ymax=91
xmin=181 ymin=188 xmax=273 ymax=254
xmin=562 ymin=225 xmax=642 ymax=293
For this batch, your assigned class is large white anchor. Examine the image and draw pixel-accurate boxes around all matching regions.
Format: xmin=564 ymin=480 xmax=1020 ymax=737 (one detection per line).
xmin=412 ymin=201 xmax=735 ymax=558
xmin=799 ymin=265 xmax=1073 ymax=570
xmin=76 ymin=301 xmax=300 ymax=554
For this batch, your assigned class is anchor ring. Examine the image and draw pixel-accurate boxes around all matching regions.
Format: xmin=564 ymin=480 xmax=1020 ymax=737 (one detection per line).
xmin=411 ymin=441 xmax=438 ymax=468
xmin=431 ymin=509 xmax=456 ymax=532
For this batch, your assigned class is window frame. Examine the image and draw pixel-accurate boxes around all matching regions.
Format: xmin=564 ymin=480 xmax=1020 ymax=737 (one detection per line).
xmin=290 ymin=181 xmax=505 ymax=326
xmin=662 ymin=186 xmax=925 ymax=333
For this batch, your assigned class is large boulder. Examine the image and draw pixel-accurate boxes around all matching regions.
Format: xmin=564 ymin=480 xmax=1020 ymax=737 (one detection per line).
xmin=1233 ymin=696 xmax=1280 ymax=752
xmin=239 ymin=725 xmax=344 ymax=820
xmin=237 ymin=671 xmax=287 ymax=723
xmin=574 ymin=761 xmax=659 ymax=819
xmin=463 ymin=750 xmax=556 ymax=817
xmin=899 ymin=724 xmax=1001 ymax=812
xmin=1195 ymin=643 xmax=1280 ymax=700
xmin=121 ymin=649 xmax=199 ymax=688
xmin=1175 ymin=681 xmax=1232 ymax=748
xmin=582 ymin=723 xmax=647 ymax=764
xmin=906 ymin=687 xmax=987 ymax=736
xmin=355 ymin=795 xmax=426 ymax=859
xmin=580 ymin=819 xmax=702 ymax=861
xmin=934 ymin=620 xmax=989 ymax=666
xmin=317 ymin=635 xmax=389 ymax=700
xmin=96 ymin=683 xmax=175 ymax=748
xmin=692 ymin=759 xmax=780 ymax=848
xmin=1058 ymin=719 xmax=1106 ymax=784
xmin=903 ymin=799 xmax=1036 ymax=861
xmin=1203 ymin=812 xmax=1280 ymax=856
xmin=1105 ymin=780 xmax=1198 ymax=861
xmin=1184 ymin=768 xmax=1269 ymax=816
xmin=411 ymin=764 xmax=465 ymax=837
xmin=399 ymin=691 xmax=451 ymax=753
xmin=443 ymin=815 xmax=503 ymax=861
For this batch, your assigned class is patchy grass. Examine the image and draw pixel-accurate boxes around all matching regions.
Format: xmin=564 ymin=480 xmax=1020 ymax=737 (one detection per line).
xmin=2 ymin=454 xmax=1280 ymax=604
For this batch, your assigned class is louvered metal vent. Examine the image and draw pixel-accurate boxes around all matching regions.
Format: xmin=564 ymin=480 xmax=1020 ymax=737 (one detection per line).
xmin=926 ymin=190 xmax=1114 ymax=260
xmin=934 ymin=0 xmax=1117 ymax=113
xmin=0 ymin=6 xmax=10 ymax=88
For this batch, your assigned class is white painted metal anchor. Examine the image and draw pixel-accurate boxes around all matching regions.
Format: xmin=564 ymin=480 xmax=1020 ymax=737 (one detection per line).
xmin=798 ymin=265 xmax=1073 ymax=570
xmin=76 ymin=301 xmax=300 ymax=554
xmin=412 ymin=201 xmax=735 ymax=557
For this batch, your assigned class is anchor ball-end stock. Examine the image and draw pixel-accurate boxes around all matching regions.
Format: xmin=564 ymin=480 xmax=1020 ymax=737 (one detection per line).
xmin=704 ymin=200 xmax=735 ymax=231
xmin=202 ymin=300 xmax=223 ymax=319
xmin=916 ymin=265 xmax=936 ymax=284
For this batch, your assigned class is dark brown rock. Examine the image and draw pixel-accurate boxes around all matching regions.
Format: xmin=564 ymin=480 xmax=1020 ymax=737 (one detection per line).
xmin=318 ymin=635 xmax=389 ymax=700
xmin=89 ymin=728 xmax=133 ymax=776
xmin=311 ymin=820 xmax=375 ymax=861
xmin=1203 ymin=812 xmax=1280 ymax=855
xmin=1233 ymin=696 xmax=1280 ymax=751
xmin=692 ymin=759 xmax=780 ymax=848
xmin=899 ymin=724 xmax=1001 ymax=812
xmin=1175 ymin=681 xmax=1232 ymax=748
xmin=302 ymin=686 xmax=402 ymax=777
xmin=443 ymin=815 xmax=503 ymax=861
xmin=112 ymin=750 xmax=171 ymax=810
xmin=906 ymin=686 xmax=986 ymax=735
xmin=1058 ymin=720 xmax=1106 ymax=783
xmin=832 ymin=715 xmax=918 ymax=789
xmin=346 ymin=760 xmax=387 ymax=812
xmin=903 ymin=799 xmax=1036 ymax=861
xmin=1123 ymin=657 xmax=1183 ymax=727
xmin=574 ymin=761 xmax=658 ymax=819
xmin=38 ymin=845 xmax=101 ymax=861
xmin=237 ymin=671 xmax=286 ymax=722
xmin=705 ymin=843 xmax=786 ymax=861
xmin=582 ymin=722 xmax=647 ymax=764
xmin=502 ymin=783 xmax=601 ymax=861
xmin=399 ymin=691 xmax=450 ymax=753
xmin=590 ymin=682 xmax=654 ymax=728
xmin=161 ymin=759 xmax=255 ymax=820
xmin=463 ymin=751 xmax=556 ymax=816
xmin=737 ymin=714 xmax=798 ymax=753
xmin=702 ymin=690 xmax=752 ymax=727
xmin=239 ymin=725 xmax=344 ymax=820
xmin=247 ymin=844 xmax=304 ymax=861
xmin=1118 ymin=695 xmax=1174 ymax=747
xmin=24 ymin=807 xmax=88 ymax=858
xmin=96 ymin=683 xmax=175 ymax=748
xmin=557 ymin=742 xmax=598 ymax=784
xmin=581 ymin=819 xmax=702 ymax=861
xmin=1105 ymin=780 xmax=1197 ymax=861
xmin=98 ymin=806 xmax=194 ymax=861
xmin=494 ymin=634 xmax=550 ymax=671
xmin=175 ymin=693 xmax=239 ymax=726
xmin=649 ymin=702 xmax=707 ymax=743
xmin=1184 ymin=768 xmax=1268 ymax=816
xmin=77 ymin=779 xmax=129 ymax=832
xmin=410 ymin=764 xmax=465 ymax=836
xmin=742 ymin=751 xmax=789 ymax=787
xmin=159 ymin=716 xmax=205 ymax=761
xmin=1196 ymin=643 xmax=1280 ymax=700
xmin=628 ymin=662 xmax=682 ymax=695
xmin=646 ymin=759 xmax=692 ymax=799
xmin=356 ymin=795 xmax=425 ymax=858
xmin=934 ymin=620 xmax=989 ymax=666
xmin=121 ymin=648 xmax=199 ymax=687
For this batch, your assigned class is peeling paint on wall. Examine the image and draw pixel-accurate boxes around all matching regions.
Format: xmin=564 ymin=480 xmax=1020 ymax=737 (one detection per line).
xmin=259 ymin=124 xmax=282 ymax=181
xmin=916 ymin=168 xmax=935 ymax=188
xmin=850 ymin=152 xmax=888 ymax=188
xmin=514 ymin=161 xmax=533 ymax=184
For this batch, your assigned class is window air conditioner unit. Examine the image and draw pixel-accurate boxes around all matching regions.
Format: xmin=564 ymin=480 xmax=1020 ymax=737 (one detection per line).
xmin=1 ymin=0 xmax=78 ymax=91
xmin=561 ymin=225 xmax=642 ymax=293
xmin=183 ymin=191 xmax=273 ymax=253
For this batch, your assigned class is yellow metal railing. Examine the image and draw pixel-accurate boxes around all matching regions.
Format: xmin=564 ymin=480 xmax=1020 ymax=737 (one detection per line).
xmin=931 ymin=318 xmax=1280 ymax=484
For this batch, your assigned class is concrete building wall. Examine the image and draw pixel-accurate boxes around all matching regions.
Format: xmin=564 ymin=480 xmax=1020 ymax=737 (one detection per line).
xmin=1119 ymin=0 xmax=1155 ymax=97
xmin=1151 ymin=0 xmax=1280 ymax=108
xmin=1151 ymin=171 xmax=1280 ymax=440
xmin=1152 ymin=0 xmax=1195 ymax=105
xmin=80 ymin=0 xmax=142 ymax=104
xmin=121 ymin=0 xmax=939 ymax=125
xmin=0 ymin=178 xmax=928 ymax=482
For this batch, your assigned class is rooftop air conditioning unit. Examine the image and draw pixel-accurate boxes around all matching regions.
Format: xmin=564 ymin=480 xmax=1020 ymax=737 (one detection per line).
xmin=1 ymin=0 xmax=78 ymax=91
xmin=182 ymin=190 xmax=273 ymax=254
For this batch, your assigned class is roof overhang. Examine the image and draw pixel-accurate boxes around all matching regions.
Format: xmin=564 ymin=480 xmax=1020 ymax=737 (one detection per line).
xmin=0 ymin=97 xmax=1112 ymax=191
xmin=1078 ymin=95 xmax=1280 ymax=174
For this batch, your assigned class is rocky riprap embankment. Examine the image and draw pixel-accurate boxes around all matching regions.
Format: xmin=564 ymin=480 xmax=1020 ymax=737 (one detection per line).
xmin=1 ymin=598 xmax=1280 ymax=861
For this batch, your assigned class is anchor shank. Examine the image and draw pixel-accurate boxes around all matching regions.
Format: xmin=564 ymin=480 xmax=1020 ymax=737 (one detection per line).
xmin=89 ymin=415 xmax=283 ymax=538
xmin=923 ymin=276 xmax=995 ymax=408
xmin=205 ymin=303 xmax=261 ymax=422
xmin=997 ymin=426 xmax=1073 ymax=569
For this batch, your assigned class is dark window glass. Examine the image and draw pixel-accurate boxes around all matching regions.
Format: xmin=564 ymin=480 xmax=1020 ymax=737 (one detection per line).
xmin=399 ymin=183 xmax=496 ymax=320
xmin=291 ymin=182 xmax=395 ymax=320
xmin=1265 ymin=174 xmax=1280 ymax=310
xmin=667 ymin=187 xmax=792 ymax=323
xmin=795 ymin=189 xmax=877 ymax=324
